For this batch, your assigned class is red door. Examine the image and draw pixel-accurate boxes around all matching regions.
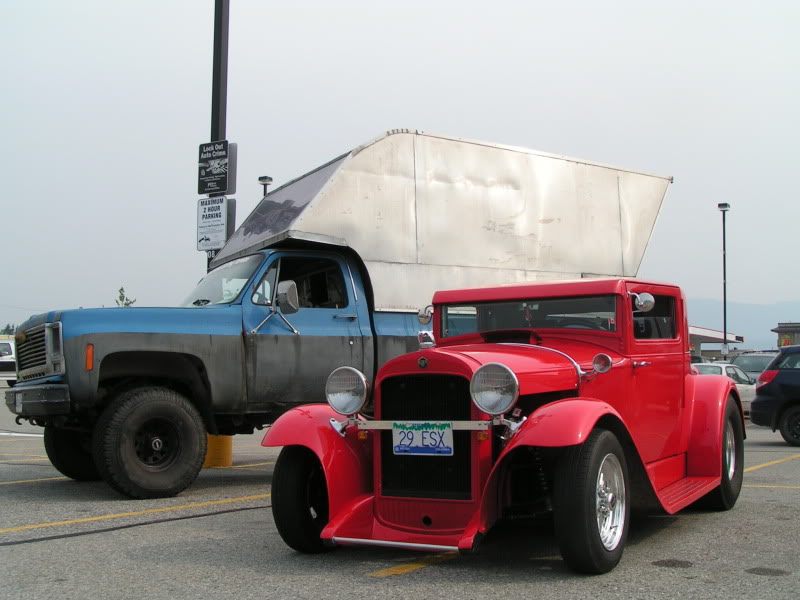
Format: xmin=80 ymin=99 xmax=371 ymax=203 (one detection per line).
xmin=625 ymin=285 xmax=687 ymax=463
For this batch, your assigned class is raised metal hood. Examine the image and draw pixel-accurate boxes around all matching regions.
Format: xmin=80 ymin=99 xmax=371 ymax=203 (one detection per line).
xmin=211 ymin=130 xmax=671 ymax=312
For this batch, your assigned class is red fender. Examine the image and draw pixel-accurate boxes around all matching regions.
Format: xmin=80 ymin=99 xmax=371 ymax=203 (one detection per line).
xmin=473 ymin=398 xmax=630 ymax=538
xmin=686 ymin=375 xmax=741 ymax=477
xmin=262 ymin=404 xmax=372 ymax=516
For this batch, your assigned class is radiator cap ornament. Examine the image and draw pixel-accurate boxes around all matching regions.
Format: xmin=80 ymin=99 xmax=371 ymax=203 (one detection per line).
xmin=418 ymin=357 xmax=428 ymax=369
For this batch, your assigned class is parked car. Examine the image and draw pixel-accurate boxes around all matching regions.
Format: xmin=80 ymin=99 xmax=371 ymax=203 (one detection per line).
xmin=694 ymin=363 xmax=755 ymax=416
xmin=0 ymin=339 xmax=16 ymax=387
xmin=729 ymin=351 xmax=778 ymax=379
xmin=751 ymin=346 xmax=800 ymax=446
xmin=264 ymin=278 xmax=744 ymax=574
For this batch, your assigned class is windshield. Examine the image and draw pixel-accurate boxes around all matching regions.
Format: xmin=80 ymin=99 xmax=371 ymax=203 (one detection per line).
xmin=441 ymin=295 xmax=617 ymax=338
xmin=730 ymin=355 xmax=775 ymax=372
xmin=180 ymin=255 xmax=264 ymax=307
xmin=0 ymin=342 xmax=12 ymax=357
xmin=694 ymin=364 xmax=723 ymax=375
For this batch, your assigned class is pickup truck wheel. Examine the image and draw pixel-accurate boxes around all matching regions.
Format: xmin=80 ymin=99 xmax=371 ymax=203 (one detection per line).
xmin=271 ymin=446 xmax=332 ymax=553
xmin=43 ymin=426 xmax=100 ymax=481
xmin=778 ymin=405 xmax=800 ymax=447
xmin=704 ymin=395 xmax=745 ymax=509
xmin=553 ymin=429 xmax=630 ymax=574
xmin=93 ymin=387 xmax=207 ymax=499
xmin=6 ymin=380 xmax=15 ymax=388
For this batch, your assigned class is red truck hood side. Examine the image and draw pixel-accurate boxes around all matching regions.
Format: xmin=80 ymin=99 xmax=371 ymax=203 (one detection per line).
xmin=378 ymin=340 xmax=622 ymax=396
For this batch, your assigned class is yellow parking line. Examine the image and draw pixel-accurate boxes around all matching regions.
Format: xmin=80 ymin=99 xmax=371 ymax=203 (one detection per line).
xmin=0 ymin=493 xmax=271 ymax=534
xmin=207 ymin=461 xmax=275 ymax=470
xmin=744 ymin=454 xmax=800 ymax=473
xmin=0 ymin=454 xmax=47 ymax=458
xmin=0 ymin=477 xmax=68 ymax=486
xmin=744 ymin=484 xmax=800 ymax=489
xmin=368 ymin=553 xmax=458 ymax=577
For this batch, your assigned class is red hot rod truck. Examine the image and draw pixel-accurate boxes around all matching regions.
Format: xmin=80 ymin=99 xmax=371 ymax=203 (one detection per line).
xmin=263 ymin=278 xmax=744 ymax=574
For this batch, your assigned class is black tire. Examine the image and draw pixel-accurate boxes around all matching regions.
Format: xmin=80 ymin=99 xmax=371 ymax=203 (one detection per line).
xmin=705 ymin=395 xmax=744 ymax=509
xmin=778 ymin=405 xmax=800 ymax=447
xmin=6 ymin=380 xmax=15 ymax=388
xmin=554 ymin=429 xmax=630 ymax=574
xmin=92 ymin=386 xmax=207 ymax=499
xmin=271 ymin=446 xmax=332 ymax=553
xmin=43 ymin=426 xmax=101 ymax=481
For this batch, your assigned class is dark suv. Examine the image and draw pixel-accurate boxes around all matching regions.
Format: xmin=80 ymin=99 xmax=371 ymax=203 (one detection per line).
xmin=751 ymin=346 xmax=800 ymax=446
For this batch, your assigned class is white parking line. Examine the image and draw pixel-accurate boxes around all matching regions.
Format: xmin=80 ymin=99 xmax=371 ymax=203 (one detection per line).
xmin=0 ymin=433 xmax=44 ymax=438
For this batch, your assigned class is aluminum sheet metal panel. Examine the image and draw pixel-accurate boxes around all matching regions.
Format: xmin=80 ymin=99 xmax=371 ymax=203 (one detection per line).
xmin=211 ymin=130 xmax=671 ymax=312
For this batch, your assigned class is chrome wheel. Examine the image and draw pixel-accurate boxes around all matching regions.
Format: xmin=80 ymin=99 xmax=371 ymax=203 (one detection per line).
xmin=723 ymin=419 xmax=736 ymax=480
xmin=596 ymin=453 xmax=626 ymax=551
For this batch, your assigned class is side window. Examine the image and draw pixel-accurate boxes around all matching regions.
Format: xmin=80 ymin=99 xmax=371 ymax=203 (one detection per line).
xmin=252 ymin=262 xmax=278 ymax=306
xmin=776 ymin=353 xmax=800 ymax=370
xmin=726 ymin=366 xmax=747 ymax=384
xmin=632 ymin=294 xmax=676 ymax=340
xmin=277 ymin=257 xmax=348 ymax=309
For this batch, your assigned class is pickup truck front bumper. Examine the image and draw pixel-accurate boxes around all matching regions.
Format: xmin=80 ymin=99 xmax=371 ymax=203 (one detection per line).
xmin=5 ymin=384 xmax=71 ymax=417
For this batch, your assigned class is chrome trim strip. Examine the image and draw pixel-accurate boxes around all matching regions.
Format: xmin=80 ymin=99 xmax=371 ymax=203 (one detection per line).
xmin=331 ymin=537 xmax=459 ymax=553
xmin=499 ymin=343 xmax=586 ymax=390
xmin=346 ymin=263 xmax=358 ymax=303
xmin=356 ymin=420 xmax=490 ymax=431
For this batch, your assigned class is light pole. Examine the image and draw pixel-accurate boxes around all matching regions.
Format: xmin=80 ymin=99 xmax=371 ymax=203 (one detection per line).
xmin=718 ymin=202 xmax=730 ymax=358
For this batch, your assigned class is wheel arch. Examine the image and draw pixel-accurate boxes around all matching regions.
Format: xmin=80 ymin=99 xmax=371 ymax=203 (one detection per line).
xmin=98 ymin=351 xmax=217 ymax=434
xmin=263 ymin=404 xmax=373 ymax=517
xmin=687 ymin=376 xmax=740 ymax=477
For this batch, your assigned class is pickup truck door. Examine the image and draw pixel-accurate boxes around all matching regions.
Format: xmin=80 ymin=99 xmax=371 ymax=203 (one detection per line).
xmin=626 ymin=286 xmax=686 ymax=463
xmin=242 ymin=253 xmax=367 ymax=414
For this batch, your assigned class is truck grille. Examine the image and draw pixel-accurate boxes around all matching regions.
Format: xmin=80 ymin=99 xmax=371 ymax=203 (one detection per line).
xmin=379 ymin=374 xmax=472 ymax=500
xmin=17 ymin=326 xmax=46 ymax=373
xmin=16 ymin=323 xmax=64 ymax=381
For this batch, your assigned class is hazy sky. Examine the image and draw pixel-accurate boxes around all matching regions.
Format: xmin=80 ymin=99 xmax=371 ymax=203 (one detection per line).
xmin=3 ymin=1 xmax=798 ymax=336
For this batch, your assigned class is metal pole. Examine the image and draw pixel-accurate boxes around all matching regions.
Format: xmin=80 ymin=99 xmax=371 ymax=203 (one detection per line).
xmin=207 ymin=0 xmax=230 ymax=271
xmin=211 ymin=0 xmax=230 ymax=143
xmin=722 ymin=209 xmax=727 ymax=357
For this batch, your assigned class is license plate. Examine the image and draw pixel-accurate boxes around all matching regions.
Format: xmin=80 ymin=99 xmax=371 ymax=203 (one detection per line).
xmin=15 ymin=394 xmax=22 ymax=413
xmin=392 ymin=422 xmax=454 ymax=456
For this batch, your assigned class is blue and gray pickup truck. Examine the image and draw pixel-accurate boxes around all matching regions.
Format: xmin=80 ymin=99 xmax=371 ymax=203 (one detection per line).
xmin=5 ymin=130 xmax=671 ymax=498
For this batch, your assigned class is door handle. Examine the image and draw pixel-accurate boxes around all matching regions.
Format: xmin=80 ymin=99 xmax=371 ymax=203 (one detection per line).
xmin=632 ymin=361 xmax=651 ymax=368
xmin=333 ymin=314 xmax=357 ymax=320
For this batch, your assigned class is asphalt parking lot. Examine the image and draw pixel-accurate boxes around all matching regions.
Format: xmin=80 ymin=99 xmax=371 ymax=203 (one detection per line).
xmin=1 ymin=383 xmax=798 ymax=600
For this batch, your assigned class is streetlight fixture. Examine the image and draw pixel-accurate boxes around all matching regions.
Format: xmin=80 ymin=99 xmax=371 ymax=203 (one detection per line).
xmin=718 ymin=202 xmax=730 ymax=358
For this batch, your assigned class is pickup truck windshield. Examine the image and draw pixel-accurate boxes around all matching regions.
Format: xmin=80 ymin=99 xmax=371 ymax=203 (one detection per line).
xmin=181 ymin=254 xmax=264 ymax=307
xmin=441 ymin=295 xmax=618 ymax=338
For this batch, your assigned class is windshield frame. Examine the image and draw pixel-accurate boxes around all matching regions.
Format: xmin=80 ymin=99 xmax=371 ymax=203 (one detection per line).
xmin=439 ymin=294 xmax=620 ymax=340
xmin=180 ymin=253 xmax=266 ymax=307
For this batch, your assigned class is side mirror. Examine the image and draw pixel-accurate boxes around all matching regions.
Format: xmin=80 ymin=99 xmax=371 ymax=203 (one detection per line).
xmin=276 ymin=281 xmax=299 ymax=314
xmin=630 ymin=292 xmax=656 ymax=313
xmin=418 ymin=305 xmax=433 ymax=325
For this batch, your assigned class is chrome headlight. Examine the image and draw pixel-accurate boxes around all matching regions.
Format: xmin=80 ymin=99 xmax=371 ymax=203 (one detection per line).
xmin=470 ymin=363 xmax=519 ymax=416
xmin=325 ymin=367 xmax=369 ymax=416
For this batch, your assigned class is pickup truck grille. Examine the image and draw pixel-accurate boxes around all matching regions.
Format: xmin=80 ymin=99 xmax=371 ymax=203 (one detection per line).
xmin=379 ymin=374 xmax=472 ymax=500
xmin=16 ymin=323 xmax=64 ymax=381
xmin=0 ymin=362 xmax=15 ymax=373
xmin=17 ymin=326 xmax=46 ymax=373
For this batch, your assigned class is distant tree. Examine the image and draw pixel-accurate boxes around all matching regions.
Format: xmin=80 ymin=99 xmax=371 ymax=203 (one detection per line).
xmin=1 ymin=324 xmax=16 ymax=335
xmin=115 ymin=287 xmax=137 ymax=308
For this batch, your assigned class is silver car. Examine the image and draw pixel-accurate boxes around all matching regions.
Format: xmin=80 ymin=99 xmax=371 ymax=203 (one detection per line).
xmin=0 ymin=339 xmax=15 ymax=387
xmin=694 ymin=362 xmax=755 ymax=416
